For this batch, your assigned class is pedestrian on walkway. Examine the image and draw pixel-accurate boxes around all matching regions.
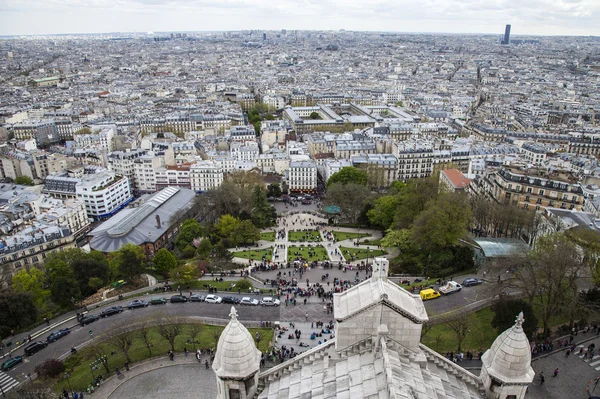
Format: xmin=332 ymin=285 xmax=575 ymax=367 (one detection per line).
xmin=115 ymin=367 xmax=121 ymax=376
xmin=553 ymin=368 xmax=559 ymax=377
xmin=184 ymin=348 xmax=188 ymax=358
xmin=540 ymin=372 xmax=545 ymax=385
xmin=305 ymin=312 xmax=308 ymax=321
xmin=44 ymin=317 xmax=49 ymax=326
xmin=565 ymin=349 xmax=570 ymax=358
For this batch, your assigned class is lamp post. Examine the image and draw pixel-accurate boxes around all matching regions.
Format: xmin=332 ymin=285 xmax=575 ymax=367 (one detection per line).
xmin=64 ymin=372 xmax=73 ymax=395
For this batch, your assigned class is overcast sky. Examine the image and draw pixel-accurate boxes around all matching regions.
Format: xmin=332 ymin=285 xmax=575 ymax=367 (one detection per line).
xmin=1 ymin=0 xmax=598 ymax=37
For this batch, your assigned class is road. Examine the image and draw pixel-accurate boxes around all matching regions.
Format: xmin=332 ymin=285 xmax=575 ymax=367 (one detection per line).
xmin=3 ymin=293 xmax=280 ymax=383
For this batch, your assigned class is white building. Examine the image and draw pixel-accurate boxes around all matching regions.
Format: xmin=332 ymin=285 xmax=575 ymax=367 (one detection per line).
xmin=393 ymin=139 xmax=434 ymax=181
xmin=75 ymin=171 xmax=133 ymax=220
xmin=73 ymin=127 xmax=115 ymax=152
xmin=190 ymin=160 xmax=224 ymax=192
xmin=320 ymin=159 xmax=352 ymax=183
xmin=107 ymin=148 xmax=147 ymax=183
xmin=231 ymin=141 xmax=260 ymax=162
xmin=213 ymin=258 xmax=534 ymax=399
xmin=287 ymin=160 xmax=318 ymax=193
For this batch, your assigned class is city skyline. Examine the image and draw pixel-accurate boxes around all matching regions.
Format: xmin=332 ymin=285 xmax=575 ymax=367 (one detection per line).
xmin=0 ymin=0 xmax=599 ymax=37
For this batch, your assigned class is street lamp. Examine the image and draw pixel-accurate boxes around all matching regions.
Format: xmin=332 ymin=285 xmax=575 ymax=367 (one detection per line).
xmin=64 ymin=372 xmax=73 ymax=394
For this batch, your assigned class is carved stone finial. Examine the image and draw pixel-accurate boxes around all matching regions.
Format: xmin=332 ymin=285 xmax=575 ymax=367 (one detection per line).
xmin=515 ymin=311 xmax=524 ymax=328
xmin=229 ymin=306 xmax=238 ymax=320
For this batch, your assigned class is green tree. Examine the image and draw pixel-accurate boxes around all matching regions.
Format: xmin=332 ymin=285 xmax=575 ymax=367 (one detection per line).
xmin=232 ymin=220 xmax=261 ymax=246
xmin=215 ymin=214 xmax=241 ymax=239
xmin=175 ymin=219 xmax=204 ymax=252
xmin=114 ymin=244 xmax=146 ymax=279
xmin=514 ymin=233 xmax=584 ymax=336
xmin=196 ymin=238 xmax=213 ymax=259
xmin=367 ymin=195 xmax=399 ymax=229
xmin=45 ymin=259 xmax=81 ymax=308
xmin=213 ymin=241 xmax=233 ymax=269
xmin=327 ymin=167 xmax=368 ymax=187
xmin=153 ymin=248 xmax=178 ymax=278
xmin=491 ymin=297 xmax=538 ymax=338
xmin=172 ymin=264 xmax=200 ymax=285
xmin=15 ymin=175 xmax=34 ymax=186
xmin=11 ymin=268 xmax=49 ymax=309
xmin=251 ymin=186 xmax=275 ymax=228
xmin=309 ymin=111 xmax=320 ymax=119
xmin=410 ymin=193 xmax=472 ymax=252
xmin=393 ymin=176 xmax=439 ymax=229
xmin=324 ymin=182 xmax=372 ymax=223
xmin=380 ymin=229 xmax=412 ymax=252
xmin=71 ymin=258 xmax=109 ymax=297
xmin=0 ymin=289 xmax=38 ymax=336
xmin=267 ymin=183 xmax=282 ymax=198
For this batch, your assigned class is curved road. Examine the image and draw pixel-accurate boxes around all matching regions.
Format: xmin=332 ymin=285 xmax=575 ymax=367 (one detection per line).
xmin=3 ymin=294 xmax=280 ymax=383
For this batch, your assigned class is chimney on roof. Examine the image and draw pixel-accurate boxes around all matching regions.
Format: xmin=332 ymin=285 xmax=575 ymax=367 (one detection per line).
xmin=156 ymin=214 xmax=161 ymax=229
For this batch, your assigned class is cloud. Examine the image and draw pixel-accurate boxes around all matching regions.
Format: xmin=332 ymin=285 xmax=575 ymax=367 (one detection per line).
xmin=0 ymin=0 xmax=598 ymax=35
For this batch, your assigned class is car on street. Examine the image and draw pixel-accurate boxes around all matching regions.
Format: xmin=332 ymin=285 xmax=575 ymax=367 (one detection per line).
xmin=439 ymin=281 xmax=463 ymax=295
xmin=462 ymin=278 xmax=483 ymax=287
xmin=1 ymin=356 xmax=23 ymax=371
xmin=170 ymin=295 xmax=188 ymax=303
xmin=260 ymin=297 xmax=280 ymax=306
xmin=205 ymin=295 xmax=222 ymax=304
xmin=46 ymin=328 xmax=70 ymax=343
xmin=419 ymin=289 xmax=441 ymax=301
xmin=150 ymin=297 xmax=167 ymax=305
xmin=221 ymin=296 xmax=240 ymax=304
xmin=240 ymin=297 xmax=259 ymax=306
xmin=128 ymin=299 xmax=149 ymax=309
xmin=80 ymin=314 xmax=100 ymax=326
xmin=100 ymin=306 xmax=123 ymax=318
xmin=189 ymin=294 xmax=205 ymax=302
xmin=24 ymin=341 xmax=48 ymax=356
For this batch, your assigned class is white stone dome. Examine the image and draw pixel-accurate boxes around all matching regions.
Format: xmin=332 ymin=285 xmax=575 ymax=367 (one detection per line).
xmin=481 ymin=312 xmax=535 ymax=383
xmin=212 ymin=307 xmax=261 ymax=380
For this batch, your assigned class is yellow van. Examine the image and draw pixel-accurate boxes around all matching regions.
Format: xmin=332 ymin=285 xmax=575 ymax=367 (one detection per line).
xmin=420 ymin=289 xmax=441 ymax=301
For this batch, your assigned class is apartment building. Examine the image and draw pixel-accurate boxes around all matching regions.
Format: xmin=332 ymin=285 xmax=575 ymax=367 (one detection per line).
xmin=439 ymin=169 xmax=471 ymax=193
xmin=352 ymin=154 xmax=398 ymax=188
xmin=107 ymin=148 xmax=147 ymax=182
xmin=11 ymin=120 xmax=61 ymax=147
xmin=520 ymin=143 xmax=547 ymax=166
xmin=190 ymin=160 xmax=224 ymax=192
xmin=155 ymin=164 xmax=192 ymax=191
xmin=73 ymin=127 xmax=115 ymax=152
xmin=133 ymin=152 xmax=167 ymax=193
xmin=485 ymin=166 xmax=584 ymax=211
xmin=319 ymin=159 xmax=352 ymax=183
xmin=75 ymin=171 xmax=133 ymax=220
xmin=393 ymin=140 xmax=434 ymax=181
xmin=287 ymin=160 xmax=318 ymax=193
xmin=228 ymin=125 xmax=256 ymax=141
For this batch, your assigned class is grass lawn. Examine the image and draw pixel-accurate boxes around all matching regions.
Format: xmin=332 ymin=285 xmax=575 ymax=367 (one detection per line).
xmin=288 ymin=245 xmax=329 ymax=262
xmin=288 ymin=230 xmax=322 ymax=242
xmin=338 ymin=246 xmax=386 ymax=261
xmin=397 ymin=278 xmax=439 ymax=290
xmin=260 ymin=232 xmax=276 ymax=241
xmin=331 ymin=231 xmax=371 ymax=241
xmin=232 ymin=247 xmax=273 ymax=261
xmin=360 ymin=238 xmax=382 ymax=246
xmin=57 ymin=323 xmax=273 ymax=392
xmin=421 ymin=307 xmax=497 ymax=353
xmin=169 ymin=279 xmax=265 ymax=292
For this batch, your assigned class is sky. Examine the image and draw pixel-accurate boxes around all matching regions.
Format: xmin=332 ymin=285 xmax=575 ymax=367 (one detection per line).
xmin=0 ymin=0 xmax=599 ymax=37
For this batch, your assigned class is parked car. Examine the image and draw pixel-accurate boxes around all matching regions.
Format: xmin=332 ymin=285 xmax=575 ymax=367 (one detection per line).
xmin=24 ymin=341 xmax=48 ymax=356
xmin=80 ymin=314 xmax=100 ymax=326
xmin=221 ymin=296 xmax=240 ymax=304
xmin=1 ymin=356 xmax=23 ymax=371
xmin=47 ymin=328 xmax=70 ymax=343
xmin=205 ymin=295 xmax=222 ymax=304
xmin=439 ymin=281 xmax=463 ymax=295
xmin=462 ymin=278 xmax=483 ymax=287
xmin=419 ymin=289 xmax=441 ymax=301
xmin=127 ymin=299 xmax=148 ymax=309
xmin=189 ymin=294 xmax=205 ymax=302
xmin=100 ymin=306 xmax=123 ymax=318
xmin=170 ymin=295 xmax=188 ymax=303
xmin=150 ymin=297 xmax=167 ymax=305
xmin=240 ymin=297 xmax=259 ymax=306
xmin=260 ymin=297 xmax=280 ymax=306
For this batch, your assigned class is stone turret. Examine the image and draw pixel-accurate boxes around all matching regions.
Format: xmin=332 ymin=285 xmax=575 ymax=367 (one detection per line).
xmin=480 ymin=312 xmax=535 ymax=399
xmin=213 ymin=307 xmax=261 ymax=399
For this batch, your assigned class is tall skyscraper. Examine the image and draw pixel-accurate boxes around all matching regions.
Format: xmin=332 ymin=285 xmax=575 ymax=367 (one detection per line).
xmin=502 ymin=24 xmax=511 ymax=45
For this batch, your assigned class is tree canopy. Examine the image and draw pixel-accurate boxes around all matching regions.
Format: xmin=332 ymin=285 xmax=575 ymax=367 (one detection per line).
xmin=491 ymin=297 xmax=538 ymax=338
xmin=15 ymin=175 xmax=34 ymax=186
xmin=327 ymin=167 xmax=368 ymax=187
xmin=110 ymin=244 xmax=146 ymax=280
xmin=153 ymin=248 xmax=179 ymax=278
xmin=324 ymin=182 xmax=372 ymax=224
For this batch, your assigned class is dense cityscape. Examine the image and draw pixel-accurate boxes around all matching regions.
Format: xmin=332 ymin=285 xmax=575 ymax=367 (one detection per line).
xmin=0 ymin=25 xmax=600 ymax=399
